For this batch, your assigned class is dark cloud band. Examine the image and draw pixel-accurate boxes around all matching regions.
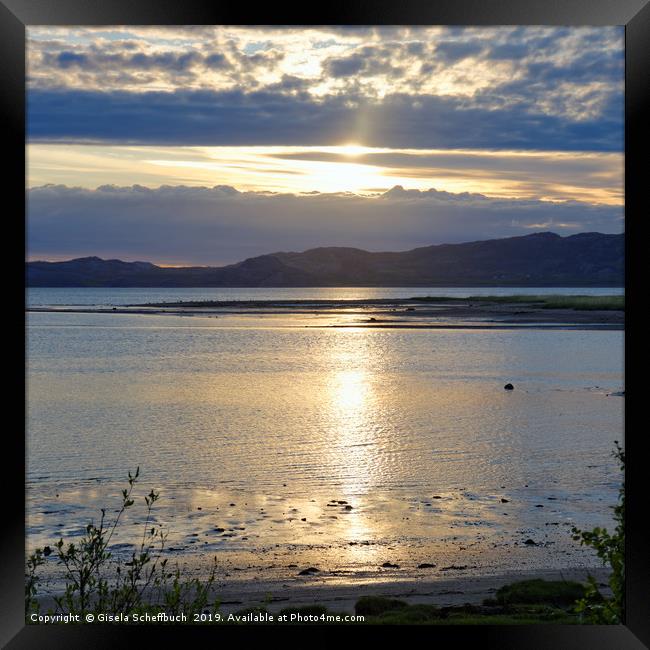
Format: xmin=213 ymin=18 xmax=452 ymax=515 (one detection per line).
xmin=27 ymin=89 xmax=623 ymax=151
xmin=27 ymin=184 xmax=623 ymax=265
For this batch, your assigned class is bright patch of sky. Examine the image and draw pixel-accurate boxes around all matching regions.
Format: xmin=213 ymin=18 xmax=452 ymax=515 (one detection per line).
xmin=27 ymin=144 xmax=623 ymax=205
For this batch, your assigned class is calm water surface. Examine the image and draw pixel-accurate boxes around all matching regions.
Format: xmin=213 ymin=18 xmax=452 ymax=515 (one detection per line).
xmin=27 ymin=285 xmax=623 ymax=308
xmin=25 ymin=288 xmax=625 ymax=579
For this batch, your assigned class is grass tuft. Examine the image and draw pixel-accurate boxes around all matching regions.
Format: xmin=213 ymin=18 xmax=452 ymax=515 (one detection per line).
xmin=492 ymin=579 xmax=588 ymax=606
xmin=355 ymin=596 xmax=409 ymax=616
xmin=410 ymin=295 xmax=623 ymax=310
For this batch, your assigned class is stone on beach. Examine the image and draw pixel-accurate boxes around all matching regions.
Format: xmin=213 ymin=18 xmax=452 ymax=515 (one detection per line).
xmin=298 ymin=567 xmax=320 ymax=575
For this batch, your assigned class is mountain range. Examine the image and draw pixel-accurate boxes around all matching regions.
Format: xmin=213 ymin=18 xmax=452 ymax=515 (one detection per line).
xmin=26 ymin=232 xmax=624 ymax=287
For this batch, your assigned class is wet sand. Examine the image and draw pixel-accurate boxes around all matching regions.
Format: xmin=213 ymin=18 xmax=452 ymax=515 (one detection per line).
xmin=33 ymin=563 xmax=611 ymax=615
xmin=187 ymin=567 xmax=613 ymax=614
xmin=29 ymin=480 xmax=616 ymax=613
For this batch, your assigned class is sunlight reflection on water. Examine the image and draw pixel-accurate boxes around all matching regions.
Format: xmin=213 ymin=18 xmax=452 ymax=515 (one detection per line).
xmin=26 ymin=306 xmax=624 ymax=575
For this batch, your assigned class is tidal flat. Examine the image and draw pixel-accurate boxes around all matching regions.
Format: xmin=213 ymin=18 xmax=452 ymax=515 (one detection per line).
xmin=27 ymin=294 xmax=624 ymax=330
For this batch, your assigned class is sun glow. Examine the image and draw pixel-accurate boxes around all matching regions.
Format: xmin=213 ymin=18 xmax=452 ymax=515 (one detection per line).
xmin=324 ymin=330 xmax=389 ymax=493
xmin=337 ymin=143 xmax=369 ymax=157
xmin=332 ymin=369 xmax=368 ymax=412
xmin=27 ymin=143 xmax=624 ymax=205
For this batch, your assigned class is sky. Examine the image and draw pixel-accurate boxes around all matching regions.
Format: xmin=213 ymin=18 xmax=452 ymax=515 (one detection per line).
xmin=27 ymin=26 xmax=624 ymax=266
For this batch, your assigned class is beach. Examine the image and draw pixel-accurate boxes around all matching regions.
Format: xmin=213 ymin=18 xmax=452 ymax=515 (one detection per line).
xmin=30 ymin=474 xmax=616 ymax=613
xmin=26 ymin=289 xmax=624 ymax=614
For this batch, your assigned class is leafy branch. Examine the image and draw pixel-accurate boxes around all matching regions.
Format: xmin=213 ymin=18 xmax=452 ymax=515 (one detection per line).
xmin=571 ymin=441 xmax=625 ymax=624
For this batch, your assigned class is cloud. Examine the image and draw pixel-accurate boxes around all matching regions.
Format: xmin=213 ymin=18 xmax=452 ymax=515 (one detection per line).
xmin=265 ymin=148 xmax=622 ymax=203
xmin=26 ymin=26 xmax=624 ymax=146
xmin=323 ymin=54 xmax=367 ymax=78
xmin=27 ymin=88 xmax=623 ymax=151
xmin=27 ymin=184 xmax=623 ymax=266
xmin=434 ymin=41 xmax=485 ymax=63
xmin=28 ymin=35 xmax=286 ymax=93
xmin=322 ymin=43 xmax=408 ymax=80
xmin=46 ymin=49 xmax=205 ymax=72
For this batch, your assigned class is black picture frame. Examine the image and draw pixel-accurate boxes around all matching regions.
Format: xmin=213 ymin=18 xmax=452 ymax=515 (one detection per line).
xmin=3 ymin=1 xmax=646 ymax=647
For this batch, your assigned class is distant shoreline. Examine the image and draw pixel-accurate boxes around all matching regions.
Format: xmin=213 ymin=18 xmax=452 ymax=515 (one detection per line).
xmin=26 ymin=295 xmax=625 ymax=330
xmin=25 ymin=233 xmax=625 ymax=288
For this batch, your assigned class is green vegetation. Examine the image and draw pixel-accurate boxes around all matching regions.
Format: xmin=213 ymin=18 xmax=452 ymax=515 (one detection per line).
xmin=355 ymin=596 xmax=409 ymax=616
xmin=351 ymin=580 xmax=591 ymax=624
xmin=355 ymin=601 xmax=578 ymax=625
xmin=571 ymin=441 xmax=625 ymax=624
xmin=488 ymin=579 xmax=587 ymax=607
xmin=25 ymin=467 xmax=219 ymax=622
xmin=410 ymin=294 xmax=624 ymax=310
xmin=227 ymin=593 xmax=580 ymax=625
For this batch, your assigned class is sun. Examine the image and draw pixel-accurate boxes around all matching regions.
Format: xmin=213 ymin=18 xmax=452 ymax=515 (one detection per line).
xmin=337 ymin=143 xmax=368 ymax=157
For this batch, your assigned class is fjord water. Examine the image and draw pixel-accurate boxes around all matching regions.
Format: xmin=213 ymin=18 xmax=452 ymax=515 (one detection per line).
xmin=27 ymin=285 xmax=623 ymax=308
xmin=26 ymin=288 xmax=624 ymax=577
